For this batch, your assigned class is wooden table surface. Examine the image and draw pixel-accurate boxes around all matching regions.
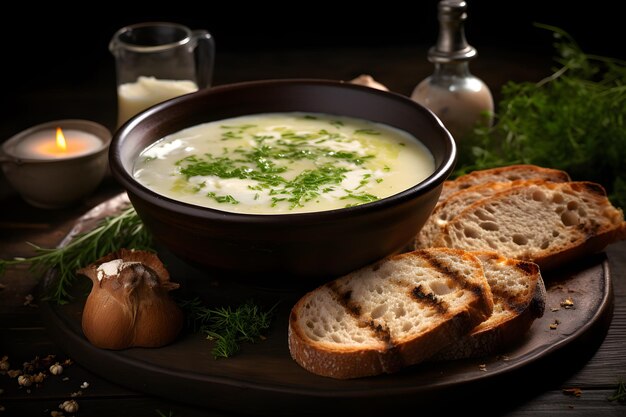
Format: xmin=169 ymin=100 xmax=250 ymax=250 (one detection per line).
xmin=1 ymin=44 xmax=625 ymax=416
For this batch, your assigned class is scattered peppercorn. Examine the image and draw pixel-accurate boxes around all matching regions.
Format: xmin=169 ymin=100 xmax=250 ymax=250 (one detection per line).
xmin=59 ymin=400 xmax=79 ymax=413
xmin=0 ymin=357 xmax=9 ymax=373
xmin=17 ymin=375 xmax=32 ymax=387
xmin=49 ymin=363 xmax=63 ymax=375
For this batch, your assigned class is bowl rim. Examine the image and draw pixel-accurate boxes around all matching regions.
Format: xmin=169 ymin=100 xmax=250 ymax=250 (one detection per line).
xmin=111 ymin=78 xmax=456 ymax=223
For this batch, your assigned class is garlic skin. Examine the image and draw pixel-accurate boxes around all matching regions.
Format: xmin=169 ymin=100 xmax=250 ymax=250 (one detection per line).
xmin=348 ymin=74 xmax=389 ymax=91
xmin=78 ymin=249 xmax=183 ymax=350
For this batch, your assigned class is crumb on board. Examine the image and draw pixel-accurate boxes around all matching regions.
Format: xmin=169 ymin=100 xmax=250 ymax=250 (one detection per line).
xmin=563 ymin=387 xmax=582 ymax=397
xmin=23 ymin=294 xmax=38 ymax=308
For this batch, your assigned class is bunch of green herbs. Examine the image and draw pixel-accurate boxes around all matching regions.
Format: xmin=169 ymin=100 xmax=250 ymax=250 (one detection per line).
xmin=455 ymin=24 xmax=626 ymax=208
xmin=180 ymin=298 xmax=277 ymax=358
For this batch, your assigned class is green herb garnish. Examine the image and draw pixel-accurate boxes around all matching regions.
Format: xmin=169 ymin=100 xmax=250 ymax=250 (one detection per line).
xmin=181 ymin=298 xmax=277 ymax=359
xmin=177 ymin=154 xmax=285 ymax=186
xmin=354 ymin=129 xmax=381 ymax=135
xmin=177 ymin=135 xmax=377 ymax=209
xmin=608 ymin=379 xmax=626 ymax=403
xmin=456 ymin=24 xmax=626 ymax=207
xmin=207 ymin=192 xmax=239 ymax=205
xmin=220 ymin=124 xmax=257 ymax=130
xmin=282 ymin=165 xmax=349 ymax=208
xmin=0 ymin=207 xmax=153 ymax=304
xmin=341 ymin=192 xmax=379 ymax=203
xmin=155 ymin=409 xmax=177 ymax=417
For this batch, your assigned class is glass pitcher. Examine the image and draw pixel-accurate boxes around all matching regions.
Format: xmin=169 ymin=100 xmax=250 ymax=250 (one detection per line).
xmin=110 ymin=22 xmax=215 ymax=127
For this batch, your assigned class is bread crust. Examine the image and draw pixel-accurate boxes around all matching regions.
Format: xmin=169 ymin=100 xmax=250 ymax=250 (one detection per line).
xmin=433 ymin=251 xmax=546 ymax=360
xmin=440 ymin=164 xmax=571 ymax=201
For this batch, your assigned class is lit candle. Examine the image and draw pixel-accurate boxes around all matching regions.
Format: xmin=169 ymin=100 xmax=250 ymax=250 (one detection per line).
xmin=1 ymin=119 xmax=111 ymax=209
xmin=13 ymin=127 xmax=103 ymax=159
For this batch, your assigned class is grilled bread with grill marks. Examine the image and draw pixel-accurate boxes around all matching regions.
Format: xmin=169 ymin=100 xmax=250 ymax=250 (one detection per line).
xmin=288 ymin=248 xmax=494 ymax=379
xmin=434 ymin=251 xmax=545 ymax=360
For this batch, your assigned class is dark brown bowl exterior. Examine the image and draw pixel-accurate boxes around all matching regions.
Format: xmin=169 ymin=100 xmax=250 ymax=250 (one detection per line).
xmin=110 ymin=79 xmax=456 ymax=285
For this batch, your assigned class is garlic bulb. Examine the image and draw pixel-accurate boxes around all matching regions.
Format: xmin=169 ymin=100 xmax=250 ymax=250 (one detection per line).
xmin=77 ymin=249 xmax=183 ymax=350
xmin=348 ymin=74 xmax=389 ymax=91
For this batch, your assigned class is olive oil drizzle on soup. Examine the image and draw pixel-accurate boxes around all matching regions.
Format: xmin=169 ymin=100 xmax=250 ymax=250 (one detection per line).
xmin=133 ymin=113 xmax=435 ymax=214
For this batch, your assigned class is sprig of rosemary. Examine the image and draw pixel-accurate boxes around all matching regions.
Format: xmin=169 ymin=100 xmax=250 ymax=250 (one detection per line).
xmin=0 ymin=206 xmax=153 ymax=304
xmin=608 ymin=379 xmax=626 ymax=403
xmin=455 ymin=24 xmax=626 ymax=208
xmin=180 ymin=298 xmax=277 ymax=359
xmin=155 ymin=409 xmax=177 ymax=417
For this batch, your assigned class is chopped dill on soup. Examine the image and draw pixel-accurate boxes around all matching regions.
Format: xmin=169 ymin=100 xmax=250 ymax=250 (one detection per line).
xmin=133 ymin=113 xmax=434 ymax=214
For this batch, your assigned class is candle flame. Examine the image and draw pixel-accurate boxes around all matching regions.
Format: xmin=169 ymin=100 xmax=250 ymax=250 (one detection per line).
xmin=56 ymin=127 xmax=67 ymax=151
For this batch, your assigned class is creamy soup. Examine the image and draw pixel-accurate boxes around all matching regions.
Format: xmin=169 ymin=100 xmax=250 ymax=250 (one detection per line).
xmin=133 ymin=113 xmax=435 ymax=214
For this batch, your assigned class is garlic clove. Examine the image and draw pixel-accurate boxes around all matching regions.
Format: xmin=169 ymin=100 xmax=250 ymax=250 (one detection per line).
xmin=348 ymin=74 xmax=389 ymax=91
xmin=77 ymin=249 xmax=183 ymax=350
xmin=81 ymin=280 xmax=135 ymax=349
xmin=132 ymin=282 xmax=184 ymax=347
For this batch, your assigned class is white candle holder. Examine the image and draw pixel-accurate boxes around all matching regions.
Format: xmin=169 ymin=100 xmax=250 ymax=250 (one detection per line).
xmin=0 ymin=119 xmax=111 ymax=209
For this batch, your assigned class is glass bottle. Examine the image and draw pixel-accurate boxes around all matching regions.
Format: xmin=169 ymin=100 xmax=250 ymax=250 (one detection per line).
xmin=411 ymin=0 xmax=494 ymax=142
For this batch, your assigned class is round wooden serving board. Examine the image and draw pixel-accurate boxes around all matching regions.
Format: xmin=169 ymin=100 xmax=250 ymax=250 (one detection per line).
xmin=40 ymin=194 xmax=614 ymax=415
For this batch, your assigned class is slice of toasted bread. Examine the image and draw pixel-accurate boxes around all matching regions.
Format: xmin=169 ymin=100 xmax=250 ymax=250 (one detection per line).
xmin=439 ymin=164 xmax=571 ymax=202
xmin=433 ymin=251 xmax=545 ymax=360
xmin=416 ymin=179 xmax=546 ymax=249
xmin=435 ymin=181 xmax=626 ymax=270
xmin=288 ymin=248 xmax=494 ymax=379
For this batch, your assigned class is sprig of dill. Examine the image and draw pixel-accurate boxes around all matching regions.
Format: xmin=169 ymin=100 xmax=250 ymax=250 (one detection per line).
xmin=0 ymin=206 xmax=153 ymax=304
xmin=180 ymin=298 xmax=277 ymax=359
xmin=155 ymin=409 xmax=178 ymax=417
xmin=455 ymin=24 xmax=626 ymax=208
xmin=608 ymin=379 xmax=626 ymax=403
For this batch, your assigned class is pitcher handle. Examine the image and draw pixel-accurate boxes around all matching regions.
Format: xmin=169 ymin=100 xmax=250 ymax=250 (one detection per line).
xmin=192 ymin=30 xmax=215 ymax=89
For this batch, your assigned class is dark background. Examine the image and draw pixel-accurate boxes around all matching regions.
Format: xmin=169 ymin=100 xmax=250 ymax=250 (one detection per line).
xmin=1 ymin=1 xmax=620 ymax=139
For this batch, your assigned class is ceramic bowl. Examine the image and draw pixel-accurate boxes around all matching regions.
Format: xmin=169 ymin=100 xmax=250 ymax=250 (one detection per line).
xmin=109 ymin=79 xmax=456 ymax=286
